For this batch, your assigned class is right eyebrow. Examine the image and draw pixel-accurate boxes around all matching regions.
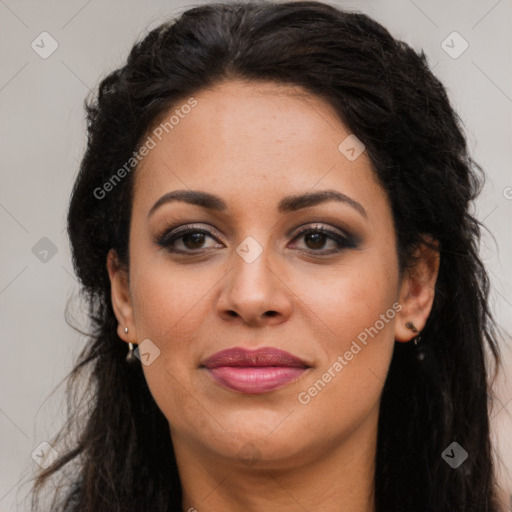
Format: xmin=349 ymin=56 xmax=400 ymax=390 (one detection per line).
xmin=148 ymin=190 xmax=227 ymax=219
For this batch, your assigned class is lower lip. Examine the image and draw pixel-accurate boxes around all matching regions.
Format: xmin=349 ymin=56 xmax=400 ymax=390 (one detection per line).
xmin=205 ymin=366 xmax=309 ymax=394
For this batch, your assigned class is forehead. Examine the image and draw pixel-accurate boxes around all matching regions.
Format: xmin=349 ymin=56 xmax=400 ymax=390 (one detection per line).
xmin=132 ymin=79 xmax=383 ymax=216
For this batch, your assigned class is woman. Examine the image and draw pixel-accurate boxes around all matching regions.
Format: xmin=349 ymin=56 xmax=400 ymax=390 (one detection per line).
xmin=30 ymin=1 xmax=506 ymax=510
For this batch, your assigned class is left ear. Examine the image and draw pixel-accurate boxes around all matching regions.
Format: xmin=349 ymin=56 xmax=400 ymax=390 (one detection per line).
xmin=395 ymin=235 xmax=440 ymax=342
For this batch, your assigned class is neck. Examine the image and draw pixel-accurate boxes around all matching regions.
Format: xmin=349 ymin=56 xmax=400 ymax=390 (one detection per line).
xmin=171 ymin=407 xmax=378 ymax=512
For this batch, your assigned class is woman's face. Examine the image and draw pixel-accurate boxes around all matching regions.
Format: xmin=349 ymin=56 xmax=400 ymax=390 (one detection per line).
xmin=108 ymin=79 xmax=437 ymax=471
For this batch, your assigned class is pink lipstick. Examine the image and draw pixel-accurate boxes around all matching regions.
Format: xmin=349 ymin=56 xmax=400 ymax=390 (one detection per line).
xmin=201 ymin=347 xmax=310 ymax=394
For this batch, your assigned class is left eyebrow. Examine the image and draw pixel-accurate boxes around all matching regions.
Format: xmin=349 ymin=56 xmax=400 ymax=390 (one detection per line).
xmin=277 ymin=189 xmax=367 ymax=219
xmin=147 ymin=188 xmax=367 ymax=219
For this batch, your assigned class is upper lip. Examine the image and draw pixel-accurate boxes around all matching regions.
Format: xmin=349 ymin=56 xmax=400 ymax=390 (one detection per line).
xmin=201 ymin=347 xmax=310 ymax=369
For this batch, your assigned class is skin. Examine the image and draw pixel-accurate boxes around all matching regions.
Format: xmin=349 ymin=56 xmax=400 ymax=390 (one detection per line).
xmin=107 ymin=79 xmax=440 ymax=512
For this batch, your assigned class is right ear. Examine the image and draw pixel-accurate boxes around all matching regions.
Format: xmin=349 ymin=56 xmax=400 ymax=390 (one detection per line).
xmin=106 ymin=248 xmax=137 ymax=344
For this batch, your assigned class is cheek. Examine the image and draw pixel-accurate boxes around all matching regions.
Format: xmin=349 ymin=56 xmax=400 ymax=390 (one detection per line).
xmin=128 ymin=258 xmax=224 ymax=425
xmin=291 ymin=250 xmax=399 ymax=420
xmin=294 ymin=244 xmax=399 ymax=348
xmin=130 ymin=255 xmax=215 ymax=345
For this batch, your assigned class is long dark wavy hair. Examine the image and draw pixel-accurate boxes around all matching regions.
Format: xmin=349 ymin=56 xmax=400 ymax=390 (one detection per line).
xmin=29 ymin=1 xmax=506 ymax=510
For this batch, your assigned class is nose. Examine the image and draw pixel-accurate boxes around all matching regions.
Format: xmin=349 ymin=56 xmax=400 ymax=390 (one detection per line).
xmin=216 ymin=244 xmax=293 ymax=327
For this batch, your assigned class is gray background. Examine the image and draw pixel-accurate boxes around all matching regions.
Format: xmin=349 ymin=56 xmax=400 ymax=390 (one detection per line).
xmin=1 ymin=0 xmax=511 ymax=510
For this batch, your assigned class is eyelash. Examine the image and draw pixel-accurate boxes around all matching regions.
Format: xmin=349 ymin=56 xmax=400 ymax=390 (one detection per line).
xmin=155 ymin=223 xmax=358 ymax=256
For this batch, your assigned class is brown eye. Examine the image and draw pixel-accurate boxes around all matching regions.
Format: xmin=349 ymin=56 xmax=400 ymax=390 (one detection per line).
xmin=156 ymin=225 xmax=223 ymax=253
xmin=290 ymin=225 xmax=358 ymax=255
xmin=181 ymin=232 xmax=207 ymax=249
xmin=303 ymin=231 xmax=328 ymax=250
